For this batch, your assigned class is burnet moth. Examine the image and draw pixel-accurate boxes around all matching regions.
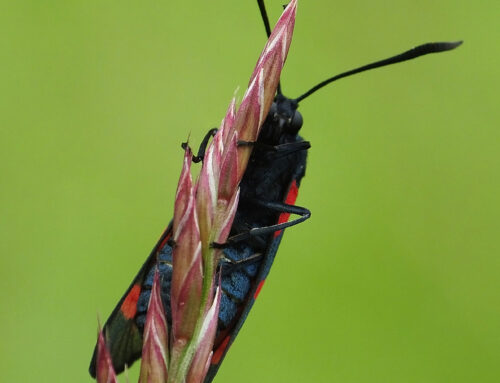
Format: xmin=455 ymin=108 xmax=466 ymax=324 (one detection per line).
xmin=89 ymin=0 xmax=461 ymax=381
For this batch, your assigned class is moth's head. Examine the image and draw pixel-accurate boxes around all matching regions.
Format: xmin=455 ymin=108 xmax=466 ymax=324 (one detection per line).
xmin=267 ymin=94 xmax=303 ymax=136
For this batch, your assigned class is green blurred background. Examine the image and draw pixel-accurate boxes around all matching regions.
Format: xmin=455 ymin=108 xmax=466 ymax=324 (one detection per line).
xmin=1 ymin=0 xmax=498 ymax=382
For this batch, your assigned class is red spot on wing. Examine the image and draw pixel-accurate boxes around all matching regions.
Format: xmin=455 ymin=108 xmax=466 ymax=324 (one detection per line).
xmin=120 ymin=284 xmax=141 ymax=319
xmin=274 ymin=179 xmax=299 ymax=237
xmin=158 ymin=230 xmax=172 ymax=251
xmin=254 ymin=279 xmax=266 ymax=300
xmin=211 ymin=335 xmax=231 ymax=365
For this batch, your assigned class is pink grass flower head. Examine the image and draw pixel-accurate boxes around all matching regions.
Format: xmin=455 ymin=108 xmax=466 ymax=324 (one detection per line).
xmin=95 ymin=2 xmax=297 ymax=382
xmin=169 ymin=3 xmax=296 ymax=381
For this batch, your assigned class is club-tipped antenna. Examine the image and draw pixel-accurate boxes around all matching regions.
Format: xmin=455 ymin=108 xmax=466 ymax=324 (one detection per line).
xmin=295 ymin=41 xmax=462 ymax=103
xmin=257 ymin=0 xmax=283 ymax=95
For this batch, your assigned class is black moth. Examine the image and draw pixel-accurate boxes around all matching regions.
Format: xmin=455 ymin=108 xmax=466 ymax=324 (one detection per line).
xmin=90 ymin=0 xmax=461 ymax=381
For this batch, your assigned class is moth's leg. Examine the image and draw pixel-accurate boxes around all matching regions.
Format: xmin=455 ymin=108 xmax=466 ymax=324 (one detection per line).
xmin=181 ymin=128 xmax=218 ymax=163
xmin=171 ymin=235 xmax=264 ymax=273
xmin=220 ymin=252 xmax=263 ymax=268
xmin=212 ymin=202 xmax=310 ymax=248
xmin=168 ymin=239 xmax=263 ymax=270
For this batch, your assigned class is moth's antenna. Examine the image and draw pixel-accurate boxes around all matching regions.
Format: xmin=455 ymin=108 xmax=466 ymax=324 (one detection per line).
xmin=295 ymin=41 xmax=463 ymax=103
xmin=257 ymin=0 xmax=283 ymax=95
xmin=257 ymin=0 xmax=272 ymax=38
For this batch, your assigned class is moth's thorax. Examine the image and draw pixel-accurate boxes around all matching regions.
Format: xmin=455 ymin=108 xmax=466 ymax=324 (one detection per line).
xmin=259 ymin=94 xmax=302 ymax=145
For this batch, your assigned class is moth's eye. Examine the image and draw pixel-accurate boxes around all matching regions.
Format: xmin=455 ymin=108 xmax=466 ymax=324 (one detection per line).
xmin=288 ymin=111 xmax=303 ymax=134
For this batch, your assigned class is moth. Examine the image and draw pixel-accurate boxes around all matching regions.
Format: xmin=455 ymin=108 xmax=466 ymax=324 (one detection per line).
xmin=90 ymin=1 xmax=461 ymax=381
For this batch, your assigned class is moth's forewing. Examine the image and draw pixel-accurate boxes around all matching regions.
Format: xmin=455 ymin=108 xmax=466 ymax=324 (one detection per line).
xmin=89 ymin=225 xmax=172 ymax=377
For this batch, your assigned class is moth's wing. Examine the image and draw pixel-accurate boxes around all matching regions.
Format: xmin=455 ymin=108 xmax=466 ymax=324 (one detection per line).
xmin=89 ymin=223 xmax=173 ymax=377
xmin=203 ymin=180 xmax=300 ymax=383
xmin=203 ymin=230 xmax=285 ymax=383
